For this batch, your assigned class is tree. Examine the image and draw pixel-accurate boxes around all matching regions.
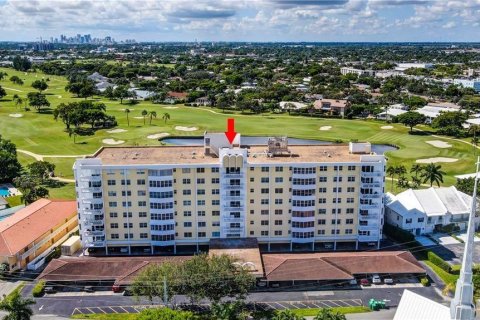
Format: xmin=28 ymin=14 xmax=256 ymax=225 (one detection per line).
xmin=125 ymin=108 xmax=130 ymax=126
xmin=0 ymin=135 xmax=22 ymax=183
xmin=53 ymin=102 xmax=77 ymax=130
xmin=272 ymin=310 xmax=305 ymax=320
xmin=0 ymin=290 xmax=35 ymax=319
xmin=210 ymin=301 xmax=249 ymax=320
xmin=132 ymin=261 xmax=181 ymax=304
xmin=0 ymin=72 xmax=6 ymax=81
xmin=12 ymin=55 xmax=32 ymax=71
xmin=27 ymin=92 xmax=50 ymax=112
xmin=162 ymin=112 xmax=170 ymax=124
xmin=456 ymin=177 xmax=477 ymax=195
xmin=431 ymin=111 xmax=468 ymax=136
xmin=396 ymin=112 xmax=426 ymax=132
xmin=0 ymin=86 xmax=6 ymax=100
xmin=313 ymin=308 xmax=346 ymax=320
xmin=420 ymin=163 xmax=445 ymax=187
xmin=386 ymin=166 xmax=396 ymax=192
xmin=13 ymin=95 xmax=25 ymax=109
xmin=27 ymin=161 xmax=55 ymax=183
xmin=13 ymin=175 xmax=49 ymax=204
xmin=9 ymin=75 xmax=23 ymax=85
xmin=114 ymin=85 xmax=130 ymax=104
xmin=137 ymin=308 xmax=196 ymax=320
xmin=67 ymin=128 xmax=78 ymax=144
xmin=410 ymin=164 xmax=423 ymax=178
xmin=31 ymin=79 xmax=48 ymax=92
xmin=141 ymin=110 xmax=148 ymax=125
xmin=149 ymin=111 xmax=157 ymax=125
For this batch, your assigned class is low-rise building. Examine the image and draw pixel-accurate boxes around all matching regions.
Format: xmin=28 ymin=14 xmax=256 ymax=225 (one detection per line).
xmin=416 ymin=103 xmax=460 ymax=124
xmin=385 ymin=187 xmax=477 ymax=235
xmin=395 ymin=63 xmax=434 ymax=72
xmin=0 ymin=198 xmax=7 ymax=211
xmin=195 ymin=97 xmax=212 ymax=106
xmin=313 ymin=99 xmax=349 ymax=116
xmin=0 ymin=199 xmax=78 ymax=271
xmin=340 ymin=67 xmax=375 ymax=77
xmin=165 ymin=91 xmax=188 ymax=104
xmin=376 ymin=104 xmax=408 ymax=121
xmin=453 ymin=78 xmax=480 ymax=93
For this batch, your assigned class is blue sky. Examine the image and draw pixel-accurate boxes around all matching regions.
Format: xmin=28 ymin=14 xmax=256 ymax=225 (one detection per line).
xmin=0 ymin=0 xmax=479 ymax=42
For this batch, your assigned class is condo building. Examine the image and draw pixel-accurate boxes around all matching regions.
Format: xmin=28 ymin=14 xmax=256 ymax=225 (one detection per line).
xmin=74 ymin=134 xmax=386 ymax=255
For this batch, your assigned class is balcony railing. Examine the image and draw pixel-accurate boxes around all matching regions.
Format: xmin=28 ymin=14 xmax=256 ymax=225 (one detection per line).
xmin=361 ymin=194 xmax=381 ymax=199
xmin=361 ymin=172 xmax=383 ymax=177
xmin=222 ymin=217 xmax=244 ymax=223
xmin=224 ymin=173 xmax=245 ymax=178
xmin=222 ymin=206 xmax=244 ymax=211
xmin=83 ymin=220 xmax=104 ymax=226
xmin=361 ymin=183 xmax=382 ymax=188
xmin=223 ymin=184 xmax=244 ymax=190
xmin=84 ymin=230 xmax=105 ymax=237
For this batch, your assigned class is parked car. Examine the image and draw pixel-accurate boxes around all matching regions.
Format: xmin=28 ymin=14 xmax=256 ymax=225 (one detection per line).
xmin=349 ymin=279 xmax=358 ymax=285
xmin=112 ymin=285 xmax=122 ymax=293
xmin=83 ymin=286 xmax=95 ymax=292
xmin=44 ymin=286 xmax=56 ymax=294
xmin=360 ymin=278 xmax=370 ymax=286
xmin=372 ymin=275 xmax=382 ymax=284
xmin=384 ymin=277 xmax=394 ymax=285
xmin=122 ymin=289 xmax=133 ymax=296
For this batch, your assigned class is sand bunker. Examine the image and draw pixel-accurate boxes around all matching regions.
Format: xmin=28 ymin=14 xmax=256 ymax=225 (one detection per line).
xmin=9 ymin=114 xmax=23 ymax=118
xmin=102 ymin=139 xmax=125 ymax=145
xmin=147 ymin=133 xmax=170 ymax=140
xmin=133 ymin=116 xmax=144 ymax=119
xmin=175 ymin=126 xmax=198 ymax=131
xmin=381 ymin=126 xmax=393 ymax=129
xmin=163 ymin=106 xmax=179 ymax=109
xmin=416 ymin=157 xmax=458 ymax=164
xmin=120 ymin=108 xmax=135 ymax=111
xmin=57 ymin=95 xmax=62 ymax=98
xmin=107 ymin=129 xmax=127 ymax=134
xmin=319 ymin=126 xmax=332 ymax=131
xmin=426 ymin=140 xmax=452 ymax=149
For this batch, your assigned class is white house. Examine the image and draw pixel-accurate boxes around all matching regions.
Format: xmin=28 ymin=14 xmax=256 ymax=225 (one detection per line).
xmin=377 ymin=104 xmax=408 ymax=121
xmin=385 ymin=186 xmax=477 ymax=235
xmin=416 ymin=102 xmax=460 ymax=124
xmin=453 ymin=78 xmax=480 ymax=93
xmin=395 ymin=63 xmax=434 ymax=72
xmin=279 ymin=101 xmax=307 ymax=110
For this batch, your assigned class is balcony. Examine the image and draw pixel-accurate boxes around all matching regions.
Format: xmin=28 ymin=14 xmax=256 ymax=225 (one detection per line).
xmin=291 ymin=216 xmax=315 ymax=223
xmin=222 ymin=196 xmax=244 ymax=201
xmin=81 ymin=209 xmax=103 ymax=215
xmin=361 ymin=183 xmax=382 ymax=188
xmin=222 ymin=217 xmax=244 ymax=223
xmin=82 ymin=187 xmax=102 ymax=193
xmin=361 ymin=172 xmax=383 ymax=177
xmin=222 ymin=206 xmax=244 ymax=211
xmin=360 ymin=205 xmax=379 ymax=210
xmin=223 ymin=184 xmax=244 ymax=190
xmin=291 ymin=236 xmax=314 ymax=243
xmin=84 ymin=230 xmax=105 ymax=237
xmin=151 ymin=229 xmax=175 ymax=236
xmin=83 ymin=219 xmax=104 ymax=226
xmin=291 ymin=205 xmax=316 ymax=212
xmin=361 ymin=194 xmax=381 ymax=199
xmin=291 ymin=226 xmax=315 ymax=233
xmin=151 ymin=240 xmax=175 ymax=247
xmin=84 ymin=240 xmax=106 ymax=247
xmin=224 ymin=173 xmax=245 ymax=178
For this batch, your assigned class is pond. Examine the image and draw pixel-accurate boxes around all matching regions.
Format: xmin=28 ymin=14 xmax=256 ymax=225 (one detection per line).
xmin=161 ymin=136 xmax=398 ymax=154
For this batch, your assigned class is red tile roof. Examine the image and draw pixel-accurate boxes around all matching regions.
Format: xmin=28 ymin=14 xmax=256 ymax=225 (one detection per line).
xmin=263 ymin=251 xmax=425 ymax=282
xmin=167 ymin=91 xmax=188 ymax=99
xmin=0 ymin=199 xmax=77 ymax=256
xmin=38 ymin=256 xmax=192 ymax=285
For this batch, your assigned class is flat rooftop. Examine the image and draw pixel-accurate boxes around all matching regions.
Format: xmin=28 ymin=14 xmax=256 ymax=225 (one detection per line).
xmin=209 ymin=238 xmax=263 ymax=277
xmin=92 ymin=144 xmax=364 ymax=165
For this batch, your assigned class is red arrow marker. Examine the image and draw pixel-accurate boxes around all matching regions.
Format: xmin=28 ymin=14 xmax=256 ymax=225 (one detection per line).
xmin=225 ymin=118 xmax=237 ymax=144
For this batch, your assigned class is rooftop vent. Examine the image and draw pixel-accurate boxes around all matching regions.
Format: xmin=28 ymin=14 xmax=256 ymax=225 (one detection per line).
xmin=267 ymin=137 xmax=291 ymax=156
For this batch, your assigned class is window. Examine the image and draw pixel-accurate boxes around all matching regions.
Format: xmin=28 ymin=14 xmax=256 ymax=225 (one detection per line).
xmin=334 ymin=166 xmax=343 ymax=171
xmin=137 ymin=179 xmax=146 ymax=185
xmin=123 ymin=222 xmax=133 ymax=228
xmin=212 ymin=231 xmax=220 ymax=237
xmin=110 ymin=223 xmax=118 ymax=229
xmin=109 ymin=201 xmax=117 ymax=207
xmin=319 ymin=177 xmax=327 ymax=182
xmin=212 ymin=211 xmax=220 ymax=216
xmin=183 ymin=211 xmax=192 ymax=217
xmin=274 ymin=209 xmax=283 ymax=215
xmin=261 ymin=199 xmax=269 ymax=205
xmin=184 ymin=232 xmax=192 ymax=238
xmin=406 ymin=218 xmax=412 ymax=224
xmin=261 ymin=188 xmax=269 ymax=194
xmin=121 ymin=179 xmax=131 ymax=186
xmin=197 ymin=200 xmax=205 ymax=206
xmin=197 ymin=178 xmax=205 ymax=184
xmin=183 ymin=179 xmax=191 ymax=184
xmin=198 ymin=232 xmax=206 ymax=237
xmin=318 ymin=187 xmax=327 ymax=193
xmin=333 ymin=187 xmax=342 ymax=193
xmin=347 ymin=198 xmax=354 ymax=203
xmin=250 ymin=177 xmax=255 ymax=182
xmin=111 ymin=234 xmax=119 ymax=239
xmin=333 ymin=176 xmax=343 ymax=182
xmin=139 ymin=222 xmax=148 ymax=228
xmin=274 ymin=230 xmax=283 ymax=236
xmin=346 ymin=208 xmax=354 ymax=214
xmin=418 ymin=217 xmax=425 ymax=223
xmin=261 ymin=220 xmax=269 ymax=226
xmin=182 ymin=168 xmax=191 ymax=174
xmin=347 ymin=176 xmax=355 ymax=182
xmin=196 ymin=168 xmax=205 ymax=173
xmin=346 ymin=229 xmax=353 ymax=234
xmin=275 ymin=199 xmax=283 ymax=205
xmin=275 ymin=188 xmax=283 ymax=194
xmin=274 ymin=220 xmax=283 ymax=225
xmin=137 ymin=190 xmax=146 ymax=196
xmin=212 ymin=189 xmax=220 ymax=195
xmin=318 ymin=209 xmax=326 ymax=214
xmin=140 ymin=233 xmax=148 ymax=239
xmin=212 ymin=200 xmax=220 ymax=206
xmin=123 ymin=212 xmax=133 ymax=218
xmin=317 ymin=230 xmax=325 ymax=235
xmin=138 ymin=201 xmax=146 ymax=207
xmin=318 ymin=219 xmax=326 ymax=225
xmin=183 ymin=200 xmax=191 ymax=206
xmin=149 ymin=180 xmax=173 ymax=188
xmin=107 ymin=180 xmax=116 ymax=186
xmin=124 ymin=233 xmax=133 ymax=239
xmin=197 ymin=189 xmax=205 ymax=195
xmin=183 ymin=190 xmax=191 ymax=195
xmin=211 ymin=167 xmax=219 ymax=173
xmin=108 ymin=191 xmax=116 ymax=197
xmin=184 ymin=222 xmax=192 ymax=227
xmin=261 ymin=177 xmax=269 ymax=183
xmin=139 ymin=212 xmax=147 ymax=218
xmin=331 ymin=208 xmax=342 ymax=214
xmin=197 ymin=211 xmax=206 ymax=216
xmin=331 ymin=230 xmax=340 ymax=235
xmin=275 ymin=177 xmax=283 ymax=183
xmin=261 ymin=167 xmax=269 ymax=172
xmin=198 ymin=222 xmax=206 ymax=228
xmin=212 ymin=221 xmax=220 ymax=227
xmin=348 ymin=166 xmax=356 ymax=171
xmin=261 ymin=230 xmax=269 ymax=236
xmin=318 ymin=198 xmax=326 ymax=204
xmin=346 ymin=219 xmax=354 ymax=224
xmin=332 ymin=198 xmax=342 ymax=204
xmin=347 ymin=187 xmax=355 ymax=192
xmin=319 ymin=166 xmax=327 ymax=171
xmin=211 ymin=178 xmax=220 ymax=184
xmin=109 ymin=212 xmax=118 ymax=218
xmin=261 ymin=209 xmax=269 ymax=215
xmin=275 ymin=166 xmax=283 ymax=172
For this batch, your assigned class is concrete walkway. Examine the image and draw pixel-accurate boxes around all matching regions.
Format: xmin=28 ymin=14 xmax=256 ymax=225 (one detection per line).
xmin=17 ymin=149 xmax=91 ymax=161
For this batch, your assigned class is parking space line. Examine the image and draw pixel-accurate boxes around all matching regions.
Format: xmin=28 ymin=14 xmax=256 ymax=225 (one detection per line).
xmin=326 ymin=300 xmax=342 ymax=307
xmin=311 ymin=302 xmax=321 ymax=308
xmin=85 ymin=307 xmax=96 ymax=314
xmin=266 ymin=302 xmax=277 ymax=309
xmin=71 ymin=308 xmax=82 ymax=315
xmin=274 ymin=302 xmax=287 ymax=310
xmin=296 ymin=302 xmax=308 ymax=308
xmin=119 ymin=306 xmax=129 ymax=313
xmin=284 ymin=302 xmax=298 ymax=309
xmin=107 ymin=307 xmax=118 ymax=313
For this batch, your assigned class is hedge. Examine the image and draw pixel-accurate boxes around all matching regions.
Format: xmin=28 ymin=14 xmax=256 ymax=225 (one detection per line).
xmin=32 ymin=280 xmax=46 ymax=297
xmin=383 ymin=223 xmax=415 ymax=244
xmin=428 ymin=251 xmax=451 ymax=273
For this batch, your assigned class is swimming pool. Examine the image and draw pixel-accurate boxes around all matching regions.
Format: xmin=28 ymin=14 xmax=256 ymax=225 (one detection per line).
xmin=0 ymin=187 xmax=9 ymax=197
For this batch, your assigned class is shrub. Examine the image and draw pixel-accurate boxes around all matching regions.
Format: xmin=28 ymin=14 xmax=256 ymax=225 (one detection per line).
xmin=420 ymin=277 xmax=430 ymax=287
xmin=32 ymin=280 xmax=45 ymax=297
xmin=383 ymin=223 xmax=415 ymax=243
xmin=450 ymin=265 xmax=461 ymax=275
xmin=138 ymin=308 xmax=197 ymax=320
xmin=428 ymin=251 xmax=451 ymax=273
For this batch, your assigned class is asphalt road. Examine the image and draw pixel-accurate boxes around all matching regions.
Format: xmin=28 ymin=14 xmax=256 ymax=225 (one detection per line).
xmin=30 ymin=286 xmax=444 ymax=317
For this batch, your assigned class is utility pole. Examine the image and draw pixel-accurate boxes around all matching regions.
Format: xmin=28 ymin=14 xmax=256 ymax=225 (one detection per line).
xmin=163 ymin=276 xmax=168 ymax=306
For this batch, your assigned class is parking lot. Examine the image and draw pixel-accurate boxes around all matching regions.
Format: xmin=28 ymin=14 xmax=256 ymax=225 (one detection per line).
xmin=71 ymin=299 xmax=363 ymax=315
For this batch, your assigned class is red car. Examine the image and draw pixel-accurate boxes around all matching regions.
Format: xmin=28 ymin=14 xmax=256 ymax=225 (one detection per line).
xmin=360 ymin=278 xmax=371 ymax=286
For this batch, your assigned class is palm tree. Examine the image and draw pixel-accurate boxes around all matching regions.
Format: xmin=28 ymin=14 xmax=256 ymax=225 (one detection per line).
xmin=162 ymin=112 xmax=170 ymax=124
xmin=420 ymin=163 xmax=446 ymax=187
xmin=314 ymin=308 xmax=346 ymax=320
xmin=149 ymin=111 xmax=157 ymax=125
xmin=395 ymin=165 xmax=407 ymax=179
xmin=141 ymin=109 xmax=148 ymax=125
xmin=0 ymin=290 xmax=36 ymax=320
xmin=410 ymin=164 xmax=423 ymax=178
xmin=125 ymin=108 xmax=130 ymax=127
xmin=386 ymin=166 xmax=396 ymax=192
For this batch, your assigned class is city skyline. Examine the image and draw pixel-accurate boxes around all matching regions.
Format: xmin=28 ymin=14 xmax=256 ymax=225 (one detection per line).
xmin=0 ymin=0 xmax=479 ymax=42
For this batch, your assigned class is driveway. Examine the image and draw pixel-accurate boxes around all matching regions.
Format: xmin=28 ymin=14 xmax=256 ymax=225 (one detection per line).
xmin=430 ymin=233 xmax=461 ymax=245
xmin=415 ymin=236 xmax=436 ymax=247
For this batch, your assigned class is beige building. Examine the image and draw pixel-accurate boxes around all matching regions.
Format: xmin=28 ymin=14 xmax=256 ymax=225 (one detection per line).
xmin=74 ymin=134 xmax=385 ymax=255
xmin=0 ymin=199 xmax=78 ymax=271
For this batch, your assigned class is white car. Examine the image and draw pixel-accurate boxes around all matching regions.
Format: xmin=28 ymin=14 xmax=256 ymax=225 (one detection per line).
xmin=372 ymin=275 xmax=382 ymax=284
xmin=384 ymin=278 xmax=394 ymax=285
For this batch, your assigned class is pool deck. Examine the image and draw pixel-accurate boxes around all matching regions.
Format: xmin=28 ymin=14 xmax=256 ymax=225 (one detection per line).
xmin=0 ymin=184 xmax=21 ymax=197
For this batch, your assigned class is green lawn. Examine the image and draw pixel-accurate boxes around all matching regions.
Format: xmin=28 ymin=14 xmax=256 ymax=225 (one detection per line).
xmin=424 ymin=260 xmax=459 ymax=284
xmin=0 ymin=66 xmax=477 ymax=198
xmin=71 ymin=314 xmax=138 ymax=320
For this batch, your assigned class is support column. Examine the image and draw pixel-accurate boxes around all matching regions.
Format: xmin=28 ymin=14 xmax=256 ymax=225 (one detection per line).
xmin=355 ymin=241 xmax=359 ymax=250
xmin=290 ymin=241 xmax=293 ymax=251
xmin=174 ymin=244 xmax=177 ymax=254
xmin=268 ymin=242 xmax=271 ymax=252
xmin=312 ymin=242 xmax=315 ymax=252
xmin=333 ymin=241 xmax=337 ymax=251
